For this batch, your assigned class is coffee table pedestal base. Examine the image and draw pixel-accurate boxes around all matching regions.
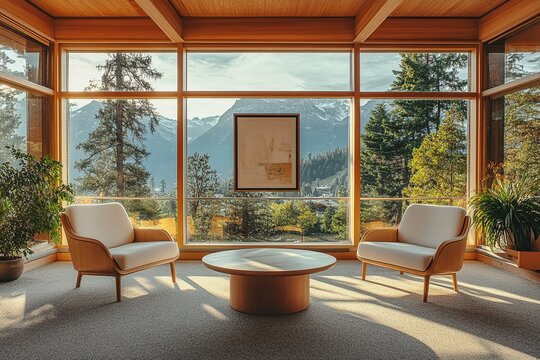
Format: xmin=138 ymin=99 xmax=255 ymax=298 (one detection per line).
xmin=230 ymin=274 xmax=309 ymax=315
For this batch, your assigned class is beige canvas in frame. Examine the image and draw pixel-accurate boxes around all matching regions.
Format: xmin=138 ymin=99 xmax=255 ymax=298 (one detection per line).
xmin=234 ymin=114 xmax=300 ymax=191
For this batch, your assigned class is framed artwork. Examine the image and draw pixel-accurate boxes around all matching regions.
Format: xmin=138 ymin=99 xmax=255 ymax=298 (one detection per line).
xmin=234 ymin=113 xmax=300 ymax=191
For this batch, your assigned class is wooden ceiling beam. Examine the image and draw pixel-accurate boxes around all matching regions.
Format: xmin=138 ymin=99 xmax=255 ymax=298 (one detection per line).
xmin=479 ymin=0 xmax=540 ymax=42
xmin=0 ymin=0 xmax=54 ymax=43
xmin=134 ymin=0 xmax=183 ymax=42
xmin=354 ymin=0 xmax=405 ymax=43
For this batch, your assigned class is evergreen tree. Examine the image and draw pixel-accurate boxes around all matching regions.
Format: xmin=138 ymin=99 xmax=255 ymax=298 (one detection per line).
xmin=75 ymin=53 xmax=162 ymax=219
xmin=404 ymin=104 xmax=467 ymax=200
xmin=224 ymin=182 xmax=273 ymax=240
xmin=503 ymin=86 xmax=540 ymax=182
xmin=0 ymin=47 xmax=24 ymax=164
xmin=360 ymin=103 xmax=406 ymax=222
xmin=160 ymin=178 xmax=167 ymax=195
xmin=186 ymin=153 xmax=219 ymax=239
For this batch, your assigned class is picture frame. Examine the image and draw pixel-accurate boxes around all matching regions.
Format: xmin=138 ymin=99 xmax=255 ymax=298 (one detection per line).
xmin=234 ymin=113 xmax=300 ymax=191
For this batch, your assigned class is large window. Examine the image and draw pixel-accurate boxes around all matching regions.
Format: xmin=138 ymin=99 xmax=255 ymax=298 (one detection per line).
xmin=185 ymin=51 xmax=353 ymax=244
xmin=1 ymin=23 xmax=51 ymax=246
xmin=60 ymin=47 xmax=477 ymax=248
xmin=486 ymin=21 xmax=540 ymax=183
xmin=359 ymin=50 xmax=472 ymax=234
xmin=63 ymin=50 xmax=178 ymax=238
xmin=186 ymin=98 xmax=350 ymax=243
xmin=0 ymin=24 xmax=49 ymax=162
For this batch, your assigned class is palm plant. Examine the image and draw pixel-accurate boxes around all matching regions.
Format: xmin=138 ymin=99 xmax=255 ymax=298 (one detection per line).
xmin=469 ymin=173 xmax=540 ymax=251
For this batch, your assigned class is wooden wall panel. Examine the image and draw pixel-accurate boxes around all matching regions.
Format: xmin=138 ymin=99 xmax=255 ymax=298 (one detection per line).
xmin=391 ymin=0 xmax=506 ymax=18
xmin=479 ymin=0 xmax=540 ymax=42
xmin=54 ymin=18 xmax=170 ymax=43
xmin=0 ymin=0 xmax=54 ymax=43
xmin=368 ymin=18 xmax=479 ymax=43
xmin=182 ymin=17 xmax=355 ymax=43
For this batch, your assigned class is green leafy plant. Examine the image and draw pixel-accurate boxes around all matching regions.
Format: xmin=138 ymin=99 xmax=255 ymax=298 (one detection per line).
xmin=468 ymin=171 xmax=540 ymax=251
xmin=0 ymin=147 xmax=74 ymax=260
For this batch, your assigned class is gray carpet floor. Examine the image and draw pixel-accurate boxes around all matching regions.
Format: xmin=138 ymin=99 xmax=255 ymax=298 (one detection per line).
xmin=0 ymin=260 xmax=539 ymax=360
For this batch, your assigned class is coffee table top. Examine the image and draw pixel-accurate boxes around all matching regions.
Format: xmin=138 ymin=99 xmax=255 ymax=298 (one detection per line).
xmin=202 ymin=248 xmax=336 ymax=276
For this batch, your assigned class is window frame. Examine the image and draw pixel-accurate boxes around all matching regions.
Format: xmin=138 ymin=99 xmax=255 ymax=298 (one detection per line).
xmin=56 ymin=43 xmax=480 ymax=251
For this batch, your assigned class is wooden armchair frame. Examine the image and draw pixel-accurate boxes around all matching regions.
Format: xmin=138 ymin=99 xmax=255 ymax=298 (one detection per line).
xmin=357 ymin=216 xmax=471 ymax=302
xmin=61 ymin=213 xmax=179 ymax=302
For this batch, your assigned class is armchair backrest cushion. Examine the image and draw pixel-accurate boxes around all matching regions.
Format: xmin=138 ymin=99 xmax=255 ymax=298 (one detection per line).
xmin=65 ymin=202 xmax=134 ymax=248
xmin=397 ymin=204 xmax=466 ymax=248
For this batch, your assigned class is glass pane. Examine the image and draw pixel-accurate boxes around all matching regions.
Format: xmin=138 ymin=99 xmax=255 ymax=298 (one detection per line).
xmin=186 ymin=98 xmax=351 ymax=243
xmin=488 ymin=86 xmax=540 ymax=181
xmin=186 ymin=52 xmax=352 ymax=91
xmin=360 ymin=52 xmax=470 ymax=92
xmin=66 ymin=99 xmax=177 ymax=237
xmin=0 ymin=84 xmax=44 ymax=163
xmin=487 ymin=21 xmax=540 ymax=88
xmin=66 ymin=52 xmax=177 ymax=91
xmin=187 ymin=198 xmax=349 ymax=244
xmin=0 ymin=23 xmax=47 ymax=86
xmin=360 ymin=99 xmax=469 ymax=200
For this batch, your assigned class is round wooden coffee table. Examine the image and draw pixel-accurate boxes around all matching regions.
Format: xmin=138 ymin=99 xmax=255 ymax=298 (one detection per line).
xmin=202 ymin=248 xmax=336 ymax=315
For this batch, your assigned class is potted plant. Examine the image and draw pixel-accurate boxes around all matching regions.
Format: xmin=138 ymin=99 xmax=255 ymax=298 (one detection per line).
xmin=0 ymin=147 xmax=74 ymax=282
xmin=469 ymin=171 xmax=540 ymax=269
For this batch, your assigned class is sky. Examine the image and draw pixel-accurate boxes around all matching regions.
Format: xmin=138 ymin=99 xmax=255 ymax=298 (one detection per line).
xmin=65 ymin=51 xmax=474 ymax=119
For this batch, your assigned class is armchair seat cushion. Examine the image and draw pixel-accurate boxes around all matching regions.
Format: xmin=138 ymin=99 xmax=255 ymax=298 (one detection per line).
xmin=109 ymin=241 xmax=179 ymax=271
xmin=357 ymin=242 xmax=436 ymax=271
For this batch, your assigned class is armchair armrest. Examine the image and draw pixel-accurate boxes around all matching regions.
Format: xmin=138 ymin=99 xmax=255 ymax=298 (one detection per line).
xmin=430 ymin=215 xmax=471 ymax=273
xmin=431 ymin=237 xmax=468 ymax=273
xmin=360 ymin=227 xmax=398 ymax=243
xmin=134 ymin=228 xmax=173 ymax=242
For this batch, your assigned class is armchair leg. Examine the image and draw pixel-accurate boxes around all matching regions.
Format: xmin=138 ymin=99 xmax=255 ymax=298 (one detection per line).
xmin=399 ymin=271 xmax=404 ymax=275
xmin=170 ymin=261 xmax=177 ymax=283
xmin=361 ymin=262 xmax=367 ymax=280
xmin=423 ymin=276 xmax=431 ymax=303
xmin=76 ymin=272 xmax=82 ymax=288
xmin=452 ymin=273 xmax=458 ymax=292
xmin=115 ymin=275 xmax=122 ymax=302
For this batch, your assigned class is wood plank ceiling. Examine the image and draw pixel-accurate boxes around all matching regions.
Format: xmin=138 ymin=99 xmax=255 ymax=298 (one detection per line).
xmin=28 ymin=0 xmax=507 ymax=18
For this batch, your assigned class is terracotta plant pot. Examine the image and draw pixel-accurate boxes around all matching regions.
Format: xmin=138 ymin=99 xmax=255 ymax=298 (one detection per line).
xmin=505 ymin=248 xmax=540 ymax=270
xmin=0 ymin=257 xmax=24 ymax=282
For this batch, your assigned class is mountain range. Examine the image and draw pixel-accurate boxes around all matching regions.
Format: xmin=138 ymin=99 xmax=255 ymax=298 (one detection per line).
xmin=66 ymin=98 xmax=382 ymax=190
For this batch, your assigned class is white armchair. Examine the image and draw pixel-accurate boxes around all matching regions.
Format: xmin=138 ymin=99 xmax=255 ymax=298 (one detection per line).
xmin=357 ymin=204 xmax=471 ymax=302
xmin=61 ymin=202 xmax=179 ymax=302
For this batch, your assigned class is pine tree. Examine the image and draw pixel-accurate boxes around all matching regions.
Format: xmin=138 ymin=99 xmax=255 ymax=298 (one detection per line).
xmin=224 ymin=182 xmax=273 ymax=240
xmin=75 ymin=53 xmax=162 ymax=219
xmin=186 ymin=153 xmax=219 ymax=238
xmin=360 ymin=103 xmax=406 ymax=222
xmin=0 ymin=47 xmax=24 ymax=164
xmin=503 ymin=86 xmax=540 ymax=182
